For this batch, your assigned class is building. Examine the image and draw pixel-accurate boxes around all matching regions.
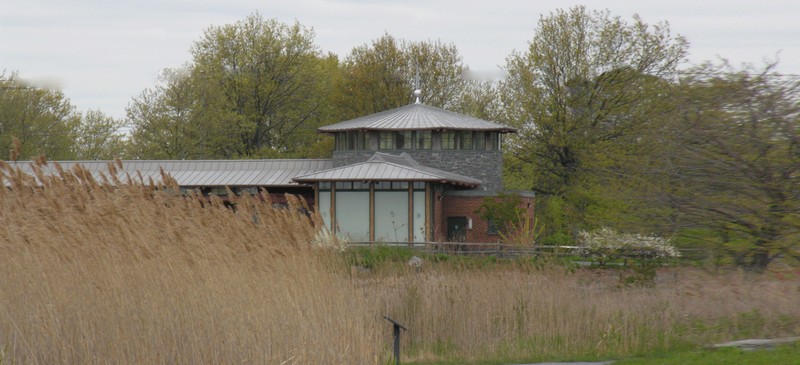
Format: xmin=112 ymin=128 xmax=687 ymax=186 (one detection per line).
xmin=14 ymin=99 xmax=534 ymax=244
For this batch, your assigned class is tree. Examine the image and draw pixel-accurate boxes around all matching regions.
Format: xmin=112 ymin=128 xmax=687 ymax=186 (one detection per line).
xmin=0 ymin=72 xmax=79 ymax=160
xmin=191 ymin=14 xmax=336 ymax=158
xmin=128 ymin=67 xmax=207 ymax=159
xmin=128 ymin=14 xmax=336 ymax=159
xmin=654 ymin=62 xmax=800 ymax=270
xmin=74 ymin=110 xmax=129 ymax=160
xmin=334 ymin=34 xmax=474 ymax=119
xmin=499 ymin=6 xmax=688 ymax=235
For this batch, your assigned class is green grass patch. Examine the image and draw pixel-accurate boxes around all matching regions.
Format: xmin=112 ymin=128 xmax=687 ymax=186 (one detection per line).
xmin=615 ymin=343 xmax=800 ymax=365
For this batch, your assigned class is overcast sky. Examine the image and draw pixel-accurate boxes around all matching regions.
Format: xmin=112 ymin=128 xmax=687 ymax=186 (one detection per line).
xmin=2 ymin=0 xmax=798 ymax=120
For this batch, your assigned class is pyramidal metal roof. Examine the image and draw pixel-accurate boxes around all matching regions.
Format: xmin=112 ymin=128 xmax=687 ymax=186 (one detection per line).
xmin=7 ymin=159 xmax=332 ymax=187
xmin=292 ymin=152 xmax=482 ymax=187
xmin=318 ymin=103 xmax=516 ymax=133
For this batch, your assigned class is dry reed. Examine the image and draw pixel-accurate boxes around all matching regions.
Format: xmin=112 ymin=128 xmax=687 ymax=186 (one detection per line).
xmin=0 ymin=161 xmax=383 ymax=364
xmin=1 ymin=161 xmax=799 ymax=364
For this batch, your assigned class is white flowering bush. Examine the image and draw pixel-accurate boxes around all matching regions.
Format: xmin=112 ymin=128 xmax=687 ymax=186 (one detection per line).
xmin=312 ymin=228 xmax=349 ymax=251
xmin=577 ymin=227 xmax=680 ymax=262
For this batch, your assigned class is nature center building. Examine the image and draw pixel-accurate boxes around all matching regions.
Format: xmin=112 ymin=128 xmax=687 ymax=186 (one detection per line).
xmin=22 ymin=99 xmax=534 ymax=244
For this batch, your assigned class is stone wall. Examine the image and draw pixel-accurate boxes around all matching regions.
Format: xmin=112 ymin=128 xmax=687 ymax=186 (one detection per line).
xmin=333 ymin=150 xmax=505 ymax=191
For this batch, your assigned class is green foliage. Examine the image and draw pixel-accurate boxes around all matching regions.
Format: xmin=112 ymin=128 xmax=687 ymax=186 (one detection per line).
xmin=334 ymin=33 xmax=481 ymax=119
xmin=499 ymin=5 xmax=688 ymax=229
xmin=474 ymin=193 xmax=525 ymax=235
xmin=74 ymin=110 xmax=128 ymax=159
xmin=615 ymin=344 xmax=800 ymax=365
xmin=345 ymin=246 xmax=416 ymax=269
xmin=128 ymin=13 xmax=337 ymax=159
xmin=651 ymin=62 xmax=800 ymax=271
xmin=0 ymin=72 xmax=80 ymax=160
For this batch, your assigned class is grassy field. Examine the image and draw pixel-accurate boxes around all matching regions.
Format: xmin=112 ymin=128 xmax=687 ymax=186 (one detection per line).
xmin=1 ymin=161 xmax=799 ymax=364
xmin=614 ymin=344 xmax=800 ymax=365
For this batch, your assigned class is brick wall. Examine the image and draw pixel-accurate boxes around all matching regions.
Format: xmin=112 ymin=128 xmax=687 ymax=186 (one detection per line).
xmin=437 ymin=194 xmax=535 ymax=243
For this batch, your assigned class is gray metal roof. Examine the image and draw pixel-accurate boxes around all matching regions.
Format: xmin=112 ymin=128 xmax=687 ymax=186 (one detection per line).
xmin=292 ymin=152 xmax=482 ymax=187
xmin=318 ymin=103 xmax=517 ymax=133
xmin=7 ymin=159 xmax=332 ymax=187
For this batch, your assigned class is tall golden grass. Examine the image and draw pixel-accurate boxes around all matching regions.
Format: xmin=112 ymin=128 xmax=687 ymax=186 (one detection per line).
xmin=1 ymin=160 xmax=799 ymax=364
xmin=0 ymin=161 xmax=384 ymax=364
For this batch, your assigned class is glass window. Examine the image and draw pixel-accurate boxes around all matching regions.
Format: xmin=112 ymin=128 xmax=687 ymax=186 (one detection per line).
xmin=415 ymin=130 xmax=432 ymax=150
xmin=335 ymin=133 xmax=347 ymax=151
xmin=374 ymin=191 xmax=409 ymax=242
xmin=487 ymin=219 xmax=499 ymax=235
xmin=208 ymin=187 xmax=228 ymax=196
xmin=474 ymin=131 xmax=485 ymax=150
xmin=379 ymin=131 xmax=393 ymax=150
xmin=336 ymin=191 xmax=370 ymax=241
xmin=395 ymin=131 xmax=412 ymax=150
xmin=347 ymin=131 xmax=364 ymax=150
xmin=412 ymin=182 xmax=425 ymax=190
xmin=335 ymin=181 xmax=352 ymax=190
xmin=486 ymin=132 xmax=498 ymax=150
xmin=413 ymin=190 xmax=426 ymax=242
xmin=318 ymin=191 xmax=331 ymax=230
xmin=460 ymin=131 xmax=473 ymax=150
xmin=319 ymin=182 xmax=331 ymax=190
xmin=375 ymin=181 xmax=408 ymax=190
xmin=441 ymin=131 xmax=456 ymax=150
xmin=351 ymin=181 xmax=369 ymax=190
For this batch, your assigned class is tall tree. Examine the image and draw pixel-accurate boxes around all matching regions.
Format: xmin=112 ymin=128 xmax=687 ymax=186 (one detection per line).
xmin=499 ymin=6 xmax=688 ymax=234
xmin=191 ymin=14 xmax=335 ymax=158
xmin=0 ymin=72 xmax=79 ymax=160
xmin=654 ymin=63 xmax=800 ymax=270
xmin=128 ymin=14 xmax=336 ymax=159
xmin=128 ymin=67 xmax=206 ymax=159
xmin=74 ymin=110 xmax=128 ymax=160
xmin=335 ymin=34 xmax=473 ymax=119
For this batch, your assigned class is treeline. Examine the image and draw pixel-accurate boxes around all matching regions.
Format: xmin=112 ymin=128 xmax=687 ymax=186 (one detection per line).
xmin=1 ymin=6 xmax=797 ymax=270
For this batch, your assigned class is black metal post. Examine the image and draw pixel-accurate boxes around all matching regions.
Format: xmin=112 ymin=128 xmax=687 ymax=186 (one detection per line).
xmin=384 ymin=316 xmax=407 ymax=365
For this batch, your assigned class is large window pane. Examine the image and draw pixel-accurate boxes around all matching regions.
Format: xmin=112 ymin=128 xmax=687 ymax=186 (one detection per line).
xmin=460 ymin=131 xmax=473 ymax=150
xmin=379 ymin=131 xmax=393 ymax=149
xmin=318 ymin=191 xmax=331 ymax=231
xmin=395 ymin=131 xmax=412 ymax=150
xmin=335 ymin=133 xmax=347 ymax=151
xmin=335 ymin=191 xmax=370 ymax=242
xmin=441 ymin=131 xmax=455 ymax=150
xmin=413 ymin=190 xmax=426 ymax=242
xmin=474 ymin=131 xmax=485 ymax=150
xmin=374 ymin=191 xmax=409 ymax=242
xmin=486 ymin=132 xmax=498 ymax=150
xmin=415 ymin=130 xmax=432 ymax=149
xmin=347 ymin=131 xmax=364 ymax=150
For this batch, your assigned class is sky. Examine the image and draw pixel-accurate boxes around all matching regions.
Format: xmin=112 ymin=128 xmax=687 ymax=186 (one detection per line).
xmin=2 ymin=0 xmax=798 ymax=120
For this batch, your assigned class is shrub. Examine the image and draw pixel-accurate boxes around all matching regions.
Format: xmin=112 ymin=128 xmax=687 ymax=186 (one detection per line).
xmin=578 ymin=227 xmax=680 ymax=263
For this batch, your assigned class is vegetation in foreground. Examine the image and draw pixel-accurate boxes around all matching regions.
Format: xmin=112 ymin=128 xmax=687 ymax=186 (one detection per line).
xmin=1 ymin=162 xmax=799 ymax=364
xmin=614 ymin=343 xmax=800 ymax=365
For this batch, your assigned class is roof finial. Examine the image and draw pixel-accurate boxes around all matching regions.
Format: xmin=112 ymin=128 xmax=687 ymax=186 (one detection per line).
xmin=413 ymin=64 xmax=421 ymax=104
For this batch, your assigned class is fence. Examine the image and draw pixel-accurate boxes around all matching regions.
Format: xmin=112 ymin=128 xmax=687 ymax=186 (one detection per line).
xmin=347 ymin=241 xmax=708 ymax=265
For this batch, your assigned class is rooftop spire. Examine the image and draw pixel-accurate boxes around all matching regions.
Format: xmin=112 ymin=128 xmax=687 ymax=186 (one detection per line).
xmin=413 ymin=64 xmax=421 ymax=104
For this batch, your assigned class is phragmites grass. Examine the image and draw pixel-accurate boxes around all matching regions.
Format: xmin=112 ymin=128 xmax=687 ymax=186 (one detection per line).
xmin=1 ymin=160 xmax=799 ymax=364
xmin=0 ymin=161 xmax=383 ymax=364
